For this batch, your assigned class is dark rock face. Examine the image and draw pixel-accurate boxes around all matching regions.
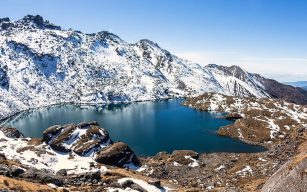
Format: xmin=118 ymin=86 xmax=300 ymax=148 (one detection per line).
xmin=0 ymin=18 xmax=10 ymax=23
xmin=95 ymin=142 xmax=140 ymax=167
xmin=0 ymin=17 xmax=11 ymax=30
xmin=0 ymin=127 xmax=24 ymax=138
xmin=206 ymin=64 xmax=307 ymax=105
xmin=0 ymin=67 xmax=9 ymax=90
xmin=225 ymin=113 xmax=243 ymax=120
xmin=255 ymin=75 xmax=307 ymax=105
xmin=20 ymin=15 xmax=61 ymax=30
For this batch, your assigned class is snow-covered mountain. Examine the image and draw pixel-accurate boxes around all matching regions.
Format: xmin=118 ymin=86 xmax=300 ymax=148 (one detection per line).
xmin=0 ymin=15 xmax=306 ymax=119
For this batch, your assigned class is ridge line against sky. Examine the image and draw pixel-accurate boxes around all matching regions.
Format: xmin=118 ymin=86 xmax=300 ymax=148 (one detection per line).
xmin=0 ymin=0 xmax=306 ymax=82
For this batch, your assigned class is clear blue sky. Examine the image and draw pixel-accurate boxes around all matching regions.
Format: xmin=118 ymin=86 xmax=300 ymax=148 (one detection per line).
xmin=1 ymin=0 xmax=306 ymax=81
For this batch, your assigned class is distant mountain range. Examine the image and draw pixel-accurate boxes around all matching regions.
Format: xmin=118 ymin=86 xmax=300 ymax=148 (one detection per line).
xmin=1 ymin=15 xmax=307 ymax=119
xmin=284 ymin=81 xmax=307 ymax=89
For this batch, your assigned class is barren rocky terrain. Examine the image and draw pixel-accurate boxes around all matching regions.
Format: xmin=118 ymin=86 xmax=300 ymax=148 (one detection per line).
xmin=0 ymin=94 xmax=306 ymax=191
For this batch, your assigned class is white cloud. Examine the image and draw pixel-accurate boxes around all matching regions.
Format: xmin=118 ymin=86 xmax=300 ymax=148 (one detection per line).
xmin=175 ymin=51 xmax=307 ymax=82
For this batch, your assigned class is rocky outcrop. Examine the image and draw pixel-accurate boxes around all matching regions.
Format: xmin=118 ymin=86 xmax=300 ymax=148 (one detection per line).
xmin=95 ymin=142 xmax=140 ymax=167
xmin=0 ymin=121 xmax=139 ymax=176
xmin=42 ymin=121 xmax=111 ymax=154
xmin=225 ymin=113 xmax=242 ymax=120
xmin=170 ymin=150 xmax=199 ymax=166
xmin=183 ymin=93 xmax=307 ymax=145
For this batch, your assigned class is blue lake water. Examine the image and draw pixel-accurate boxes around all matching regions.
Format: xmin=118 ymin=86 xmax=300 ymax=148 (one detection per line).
xmin=5 ymin=99 xmax=265 ymax=156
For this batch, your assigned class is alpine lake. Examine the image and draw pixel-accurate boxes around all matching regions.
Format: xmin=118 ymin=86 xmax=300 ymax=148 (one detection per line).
xmin=4 ymin=99 xmax=266 ymax=156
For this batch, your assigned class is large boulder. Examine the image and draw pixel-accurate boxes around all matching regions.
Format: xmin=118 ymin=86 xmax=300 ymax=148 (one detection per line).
xmin=19 ymin=168 xmax=63 ymax=186
xmin=170 ymin=150 xmax=199 ymax=165
xmin=0 ymin=154 xmax=25 ymax=177
xmin=0 ymin=127 xmax=24 ymax=138
xmin=0 ymin=163 xmax=25 ymax=177
xmin=225 ymin=113 xmax=243 ymax=120
xmin=95 ymin=142 xmax=140 ymax=167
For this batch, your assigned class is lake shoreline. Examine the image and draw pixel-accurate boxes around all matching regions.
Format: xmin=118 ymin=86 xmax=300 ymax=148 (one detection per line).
xmin=2 ymin=99 xmax=267 ymax=156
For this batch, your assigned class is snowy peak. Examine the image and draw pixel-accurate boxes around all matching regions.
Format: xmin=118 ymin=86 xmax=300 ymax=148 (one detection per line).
xmin=93 ymin=31 xmax=124 ymax=44
xmin=0 ymin=14 xmax=61 ymax=31
xmin=134 ymin=39 xmax=173 ymax=69
xmin=204 ymin=64 xmax=269 ymax=98
xmin=206 ymin=64 xmax=249 ymax=81
xmin=137 ymin=39 xmax=162 ymax=50
xmin=0 ymin=15 xmax=306 ymax=119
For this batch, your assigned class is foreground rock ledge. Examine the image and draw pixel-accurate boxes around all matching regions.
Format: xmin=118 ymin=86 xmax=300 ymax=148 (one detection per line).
xmin=0 ymin=122 xmax=176 ymax=191
xmin=0 ymin=121 xmax=140 ymax=172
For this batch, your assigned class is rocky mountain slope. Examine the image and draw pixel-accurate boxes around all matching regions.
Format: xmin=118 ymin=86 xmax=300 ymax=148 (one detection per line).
xmin=1 ymin=15 xmax=307 ymax=120
xmin=183 ymin=93 xmax=307 ymax=145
